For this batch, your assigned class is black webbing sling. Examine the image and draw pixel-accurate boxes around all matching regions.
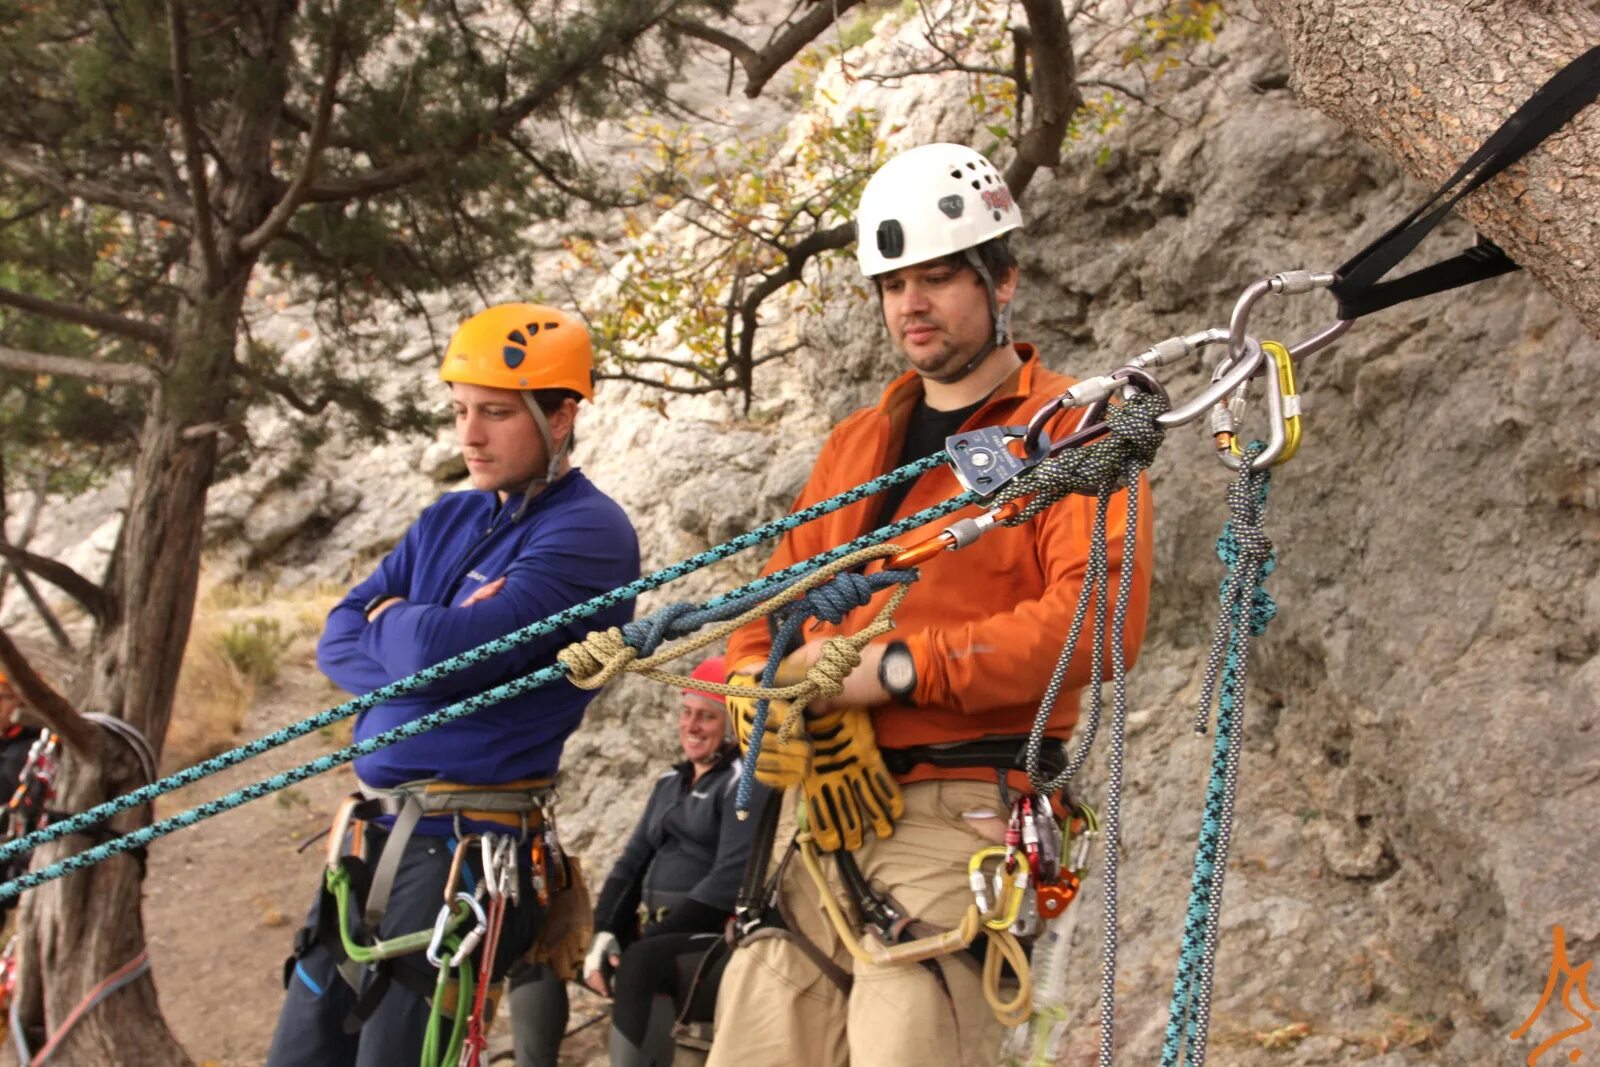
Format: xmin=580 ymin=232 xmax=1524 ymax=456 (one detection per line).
xmin=1330 ymin=44 xmax=1600 ymax=321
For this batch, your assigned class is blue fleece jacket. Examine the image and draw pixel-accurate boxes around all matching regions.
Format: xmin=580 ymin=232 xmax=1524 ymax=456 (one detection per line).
xmin=317 ymin=470 xmax=639 ymax=802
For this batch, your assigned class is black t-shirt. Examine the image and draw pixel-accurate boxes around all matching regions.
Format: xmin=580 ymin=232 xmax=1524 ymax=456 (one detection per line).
xmin=875 ymin=393 xmax=987 ymax=524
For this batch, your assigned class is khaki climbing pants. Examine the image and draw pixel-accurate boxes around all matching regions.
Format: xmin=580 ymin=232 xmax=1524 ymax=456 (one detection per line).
xmin=706 ymin=780 xmax=1009 ymax=1067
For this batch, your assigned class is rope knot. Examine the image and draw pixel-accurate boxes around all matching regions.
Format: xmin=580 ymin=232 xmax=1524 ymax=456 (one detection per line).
xmin=557 ymin=628 xmax=638 ymax=690
xmin=1105 ymin=390 xmax=1168 ymax=469
xmin=806 ymin=637 xmax=863 ymax=699
xmin=800 ymin=572 xmax=880 ymax=624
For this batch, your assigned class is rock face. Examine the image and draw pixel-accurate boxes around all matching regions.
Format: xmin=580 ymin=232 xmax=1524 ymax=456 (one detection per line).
xmin=5 ymin=5 xmax=1596 ymax=1064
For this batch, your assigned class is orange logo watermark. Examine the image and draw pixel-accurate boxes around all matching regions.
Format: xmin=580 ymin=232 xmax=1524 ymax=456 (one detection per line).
xmin=1512 ymin=925 xmax=1597 ymax=1064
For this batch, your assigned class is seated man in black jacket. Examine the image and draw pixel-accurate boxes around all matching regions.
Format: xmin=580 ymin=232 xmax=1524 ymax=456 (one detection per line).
xmin=512 ymin=655 xmax=766 ymax=1067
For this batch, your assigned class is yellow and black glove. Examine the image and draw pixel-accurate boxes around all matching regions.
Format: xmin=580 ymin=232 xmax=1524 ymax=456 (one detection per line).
xmin=729 ymin=672 xmax=810 ymax=791
xmin=797 ymin=703 xmax=904 ymax=853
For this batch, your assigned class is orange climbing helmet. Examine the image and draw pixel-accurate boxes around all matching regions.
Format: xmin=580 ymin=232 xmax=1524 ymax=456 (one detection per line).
xmin=439 ymin=303 xmax=594 ymax=400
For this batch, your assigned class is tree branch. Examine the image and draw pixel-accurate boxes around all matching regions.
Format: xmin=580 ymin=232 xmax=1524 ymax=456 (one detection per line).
xmin=167 ymin=1 xmax=224 ymax=286
xmin=303 ymin=1 xmax=675 ymax=205
xmin=239 ymin=10 xmax=347 ymax=255
xmin=0 ymin=543 xmax=109 ymax=626
xmin=0 ymin=287 xmax=168 ymax=348
xmin=0 ymin=344 xmax=160 ymax=388
xmin=732 ymin=221 xmax=853 ymax=410
xmin=0 ymin=628 xmax=96 ymax=753
xmin=676 ymin=0 xmax=867 ymax=98
xmin=666 ymin=16 xmax=758 ymax=68
xmin=1005 ymin=0 xmax=1082 ymax=200
xmin=0 ymin=148 xmax=192 ymax=225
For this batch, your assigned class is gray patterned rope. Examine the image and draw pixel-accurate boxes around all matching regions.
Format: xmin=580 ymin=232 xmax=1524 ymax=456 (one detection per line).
xmin=1161 ymin=443 xmax=1276 ymax=1067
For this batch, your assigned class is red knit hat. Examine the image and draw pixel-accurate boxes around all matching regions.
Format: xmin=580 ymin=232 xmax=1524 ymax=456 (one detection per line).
xmin=682 ymin=656 xmax=727 ymax=703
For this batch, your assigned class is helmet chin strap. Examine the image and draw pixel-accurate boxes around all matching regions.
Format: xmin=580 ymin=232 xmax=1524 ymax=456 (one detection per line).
xmin=923 ymin=249 xmax=1012 ymax=385
xmin=512 ymin=394 xmax=570 ymax=521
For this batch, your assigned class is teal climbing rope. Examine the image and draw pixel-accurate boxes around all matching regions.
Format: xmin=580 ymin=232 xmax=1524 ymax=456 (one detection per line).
xmin=0 ymin=485 xmax=979 ymax=902
xmin=1161 ymin=443 xmax=1276 ymax=1067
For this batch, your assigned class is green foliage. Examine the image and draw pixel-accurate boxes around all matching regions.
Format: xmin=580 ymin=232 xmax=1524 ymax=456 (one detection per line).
xmin=1123 ymin=1 xmax=1226 ymax=75
xmin=217 ymin=617 xmax=290 ymax=687
xmin=567 ymin=107 xmax=885 ymax=396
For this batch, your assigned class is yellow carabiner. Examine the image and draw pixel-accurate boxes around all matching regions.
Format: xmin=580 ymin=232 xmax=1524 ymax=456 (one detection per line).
xmin=1228 ymin=340 xmax=1302 ymax=465
xmin=967 ymin=846 xmax=1026 ymax=930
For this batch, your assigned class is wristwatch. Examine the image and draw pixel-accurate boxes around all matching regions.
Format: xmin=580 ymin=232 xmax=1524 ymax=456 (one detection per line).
xmin=363 ymin=593 xmax=398 ymax=621
xmin=878 ymin=641 xmax=917 ymax=706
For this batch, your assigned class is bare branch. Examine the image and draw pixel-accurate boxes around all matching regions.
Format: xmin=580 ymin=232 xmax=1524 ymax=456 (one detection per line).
xmin=0 ymin=543 xmax=109 ymax=626
xmin=732 ymin=221 xmax=853 ymax=410
xmin=240 ymin=11 xmax=347 ymax=255
xmin=8 ymin=569 xmax=76 ymax=654
xmin=666 ymin=16 xmax=759 ymax=68
xmin=676 ymin=0 xmax=868 ymax=98
xmin=0 ymin=627 xmax=96 ymax=753
xmin=167 ymin=1 xmax=224 ymax=286
xmin=0 ymin=148 xmax=192 ymax=225
xmin=0 ymin=287 xmax=168 ymax=348
xmin=0 ymin=344 xmax=160 ymax=388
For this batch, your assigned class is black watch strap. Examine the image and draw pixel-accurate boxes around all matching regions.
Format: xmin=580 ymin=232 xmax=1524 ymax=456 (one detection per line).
xmin=363 ymin=594 xmax=397 ymax=619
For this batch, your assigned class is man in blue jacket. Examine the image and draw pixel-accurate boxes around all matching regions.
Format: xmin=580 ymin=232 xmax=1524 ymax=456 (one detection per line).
xmin=267 ymin=303 xmax=641 ymax=1067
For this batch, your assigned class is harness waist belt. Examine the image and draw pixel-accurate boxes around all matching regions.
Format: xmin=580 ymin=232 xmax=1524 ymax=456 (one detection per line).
xmin=878 ymin=737 xmax=1067 ymax=782
xmin=357 ymin=776 xmax=555 ymax=817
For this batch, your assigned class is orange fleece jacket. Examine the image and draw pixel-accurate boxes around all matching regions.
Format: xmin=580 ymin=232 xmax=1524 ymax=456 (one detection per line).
xmin=726 ymin=345 xmax=1155 ymax=787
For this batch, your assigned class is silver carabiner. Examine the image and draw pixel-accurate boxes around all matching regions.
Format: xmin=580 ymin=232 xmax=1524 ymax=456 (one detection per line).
xmin=447 ymin=892 xmax=490 ymax=968
xmin=1158 ymin=336 xmax=1267 ymax=428
xmin=426 ymin=892 xmax=484 ymax=969
xmin=1228 ymin=270 xmax=1352 ymax=364
xmin=1212 ymin=345 xmax=1288 ymax=471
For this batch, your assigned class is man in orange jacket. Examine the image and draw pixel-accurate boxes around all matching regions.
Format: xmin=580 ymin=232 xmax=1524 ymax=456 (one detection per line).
xmin=705 ymin=143 xmax=1155 ymax=1067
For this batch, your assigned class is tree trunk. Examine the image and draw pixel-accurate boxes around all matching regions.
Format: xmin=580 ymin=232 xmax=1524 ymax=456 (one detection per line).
xmin=9 ymin=280 xmax=254 ymax=1065
xmin=8 ymin=0 xmax=299 ymax=1054
xmin=1254 ymin=0 xmax=1600 ymax=337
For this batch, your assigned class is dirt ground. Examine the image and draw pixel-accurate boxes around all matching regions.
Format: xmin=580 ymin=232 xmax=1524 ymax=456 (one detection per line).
xmin=143 ymin=662 xmax=614 ymax=1066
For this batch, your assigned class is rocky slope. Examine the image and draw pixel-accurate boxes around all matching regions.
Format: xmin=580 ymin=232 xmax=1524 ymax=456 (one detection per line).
xmin=5 ymin=2 xmax=1597 ymax=1063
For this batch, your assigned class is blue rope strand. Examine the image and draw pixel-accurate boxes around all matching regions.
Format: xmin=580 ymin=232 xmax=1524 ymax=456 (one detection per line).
xmin=731 ymin=568 xmax=916 ymax=815
xmin=0 ymin=487 xmax=975 ymax=902
xmin=1161 ymin=451 xmax=1275 ymax=1067
xmin=0 ymin=454 xmax=952 ymax=870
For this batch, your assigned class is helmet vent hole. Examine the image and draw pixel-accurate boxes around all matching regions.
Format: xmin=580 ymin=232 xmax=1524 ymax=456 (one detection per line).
xmin=508 ymin=329 xmax=528 ymax=345
xmin=971 ymin=179 xmax=980 ymax=189
xmin=992 ymin=210 xmax=1002 ymax=221
xmin=502 ymin=345 xmax=526 ymax=368
xmin=949 ymin=170 xmax=961 ymax=180
xmin=545 ymin=321 xmax=560 ymax=330
xmin=966 ymin=162 xmax=976 ymax=169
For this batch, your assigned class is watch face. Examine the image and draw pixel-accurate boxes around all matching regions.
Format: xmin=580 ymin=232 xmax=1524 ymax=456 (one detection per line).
xmin=884 ymin=650 xmax=915 ymax=694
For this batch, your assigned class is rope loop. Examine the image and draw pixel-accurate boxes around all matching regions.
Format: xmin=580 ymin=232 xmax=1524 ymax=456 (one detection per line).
xmin=557 ymin=628 xmax=638 ymax=691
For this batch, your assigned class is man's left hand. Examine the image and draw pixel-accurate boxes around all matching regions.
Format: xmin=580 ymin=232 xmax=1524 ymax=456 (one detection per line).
xmin=776 ymin=639 xmax=889 ymax=714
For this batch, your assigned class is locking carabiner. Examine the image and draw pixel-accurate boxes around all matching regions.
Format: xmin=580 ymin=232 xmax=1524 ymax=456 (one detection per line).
xmin=1212 ymin=340 xmax=1302 ymax=470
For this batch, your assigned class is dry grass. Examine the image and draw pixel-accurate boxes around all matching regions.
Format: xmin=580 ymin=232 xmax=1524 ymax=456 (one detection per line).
xmin=164 ymin=566 xmax=344 ymax=772
xmin=167 ymin=612 xmax=258 ymax=772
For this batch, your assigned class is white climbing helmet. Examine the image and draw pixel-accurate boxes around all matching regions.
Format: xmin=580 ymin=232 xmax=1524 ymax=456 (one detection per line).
xmin=855 ymin=142 xmax=1023 ymax=278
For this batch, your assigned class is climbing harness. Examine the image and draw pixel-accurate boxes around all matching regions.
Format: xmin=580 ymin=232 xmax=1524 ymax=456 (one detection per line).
xmin=296 ymin=780 xmax=553 ymax=1063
